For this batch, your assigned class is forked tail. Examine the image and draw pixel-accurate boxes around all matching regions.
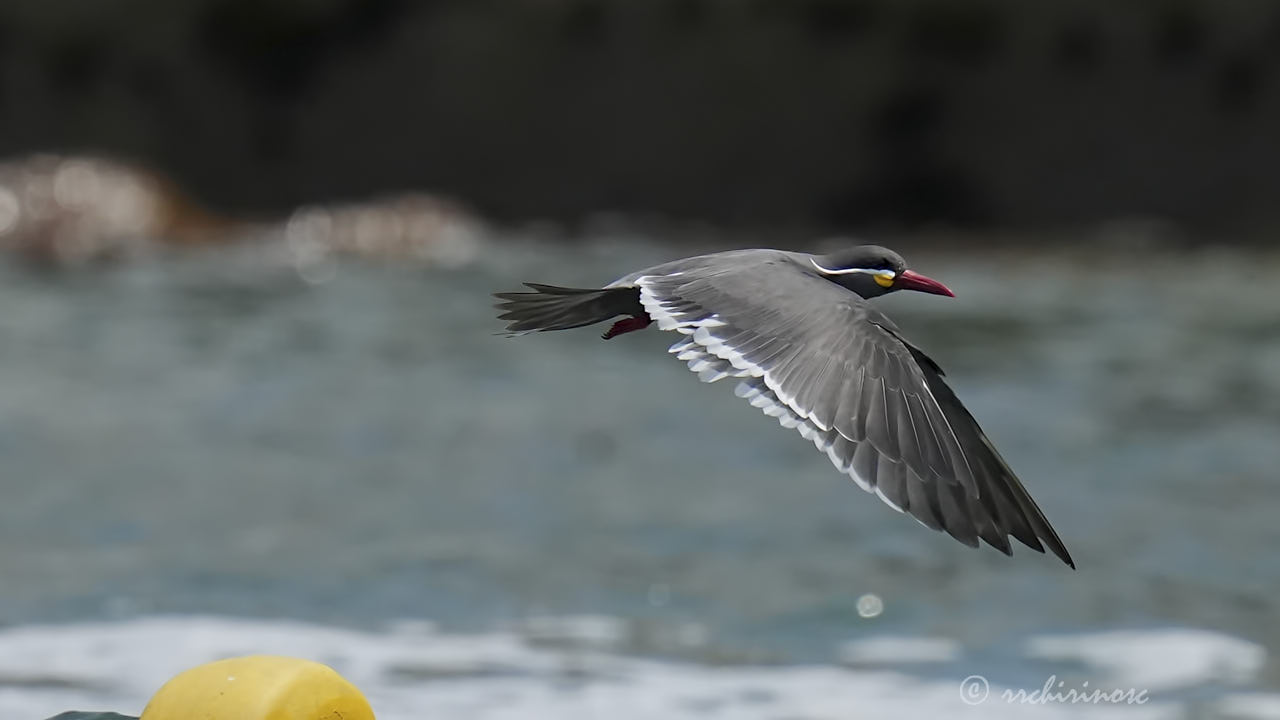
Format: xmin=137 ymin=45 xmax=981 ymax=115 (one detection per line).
xmin=493 ymin=283 xmax=649 ymax=337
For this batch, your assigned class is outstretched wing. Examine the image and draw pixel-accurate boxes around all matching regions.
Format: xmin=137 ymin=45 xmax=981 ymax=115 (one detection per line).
xmin=634 ymin=257 xmax=1073 ymax=567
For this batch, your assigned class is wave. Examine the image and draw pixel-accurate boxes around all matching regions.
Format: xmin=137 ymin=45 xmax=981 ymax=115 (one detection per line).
xmin=0 ymin=616 xmax=1271 ymax=719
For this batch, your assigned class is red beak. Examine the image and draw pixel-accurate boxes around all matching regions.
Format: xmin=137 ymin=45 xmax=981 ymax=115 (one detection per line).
xmin=896 ymin=269 xmax=954 ymax=297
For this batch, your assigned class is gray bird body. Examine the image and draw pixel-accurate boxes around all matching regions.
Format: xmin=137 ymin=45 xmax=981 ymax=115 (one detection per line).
xmin=495 ymin=247 xmax=1074 ymax=568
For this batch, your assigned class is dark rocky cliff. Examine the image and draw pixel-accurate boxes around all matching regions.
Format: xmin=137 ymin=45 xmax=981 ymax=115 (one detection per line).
xmin=0 ymin=0 xmax=1277 ymax=231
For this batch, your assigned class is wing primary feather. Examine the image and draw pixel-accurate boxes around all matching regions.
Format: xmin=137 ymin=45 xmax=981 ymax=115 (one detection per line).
xmin=632 ymin=254 xmax=1073 ymax=567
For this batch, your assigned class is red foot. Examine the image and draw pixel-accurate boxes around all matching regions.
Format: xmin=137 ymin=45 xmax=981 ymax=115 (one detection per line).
xmin=602 ymin=315 xmax=652 ymax=340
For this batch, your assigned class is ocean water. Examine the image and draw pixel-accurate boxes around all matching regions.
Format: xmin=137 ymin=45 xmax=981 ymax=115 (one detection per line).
xmin=0 ymin=237 xmax=1277 ymax=718
xmin=0 ymin=616 xmax=1267 ymax=719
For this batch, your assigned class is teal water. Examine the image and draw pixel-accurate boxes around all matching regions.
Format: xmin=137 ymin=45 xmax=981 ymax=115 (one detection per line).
xmin=0 ymin=239 xmax=1277 ymax=713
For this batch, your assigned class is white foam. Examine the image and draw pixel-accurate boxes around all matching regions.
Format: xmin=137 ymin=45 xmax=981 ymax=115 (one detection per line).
xmin=0 ymin=617 xmax=1265 ymax=720
xmin=1026 ymin=628 xmax=1266 ymax=692
xmin=1213 ymin=692 xmax=1280 ymax=719
xmin=517 ymin=614 xmax=626 ymax=649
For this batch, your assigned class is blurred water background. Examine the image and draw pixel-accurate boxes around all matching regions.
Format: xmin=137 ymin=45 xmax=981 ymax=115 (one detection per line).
xmin=2 ymin=1 xmax=1280 ymax=717
xmin=0 ymin=164 xmax=1276 ymax=716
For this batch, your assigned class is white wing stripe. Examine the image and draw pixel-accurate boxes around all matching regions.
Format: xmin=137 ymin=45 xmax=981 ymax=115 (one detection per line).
xmin=640 ymin=276 xmax=914 ymax=516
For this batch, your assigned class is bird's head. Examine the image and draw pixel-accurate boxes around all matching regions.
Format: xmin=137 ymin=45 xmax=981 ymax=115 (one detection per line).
xmin=810 ymin=245 xmax=954 ymax=299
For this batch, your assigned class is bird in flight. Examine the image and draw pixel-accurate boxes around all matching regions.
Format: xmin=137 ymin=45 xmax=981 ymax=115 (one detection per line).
xmin=494 ymin=246 xmax=1073 ymax=567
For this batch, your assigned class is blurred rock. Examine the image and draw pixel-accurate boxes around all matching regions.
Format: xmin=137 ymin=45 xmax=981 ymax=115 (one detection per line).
xmin=0 ymin=153 xmax=485 ymax=269
xmin=283 ymin=194 xmax=484 ymax=272
xmin=0 ymin=155 xmax=224 ymax=264
xmin=1 ymin=1 xmax=1279 ymax=234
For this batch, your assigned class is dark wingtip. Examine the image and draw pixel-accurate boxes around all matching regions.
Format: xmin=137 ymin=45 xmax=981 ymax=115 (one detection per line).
xmin=1033 ymin=541 xmax=1076 ymax=569
xmin=1005 ymin=539 xmax=1074 ymax=569
xmin=1020 ymin=527 xmax=1074 ymax=568
xmin=1039 ymin=530 xmax=1076 ymax=569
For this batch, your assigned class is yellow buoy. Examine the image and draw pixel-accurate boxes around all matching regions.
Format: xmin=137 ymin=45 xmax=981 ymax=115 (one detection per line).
xmin=140 ymin=655 xmax=375 ymax=720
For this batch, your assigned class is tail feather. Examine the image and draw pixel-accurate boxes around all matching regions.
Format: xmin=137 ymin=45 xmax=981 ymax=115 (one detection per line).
xmin=494 ymin=283 xmax=645 ymax=334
